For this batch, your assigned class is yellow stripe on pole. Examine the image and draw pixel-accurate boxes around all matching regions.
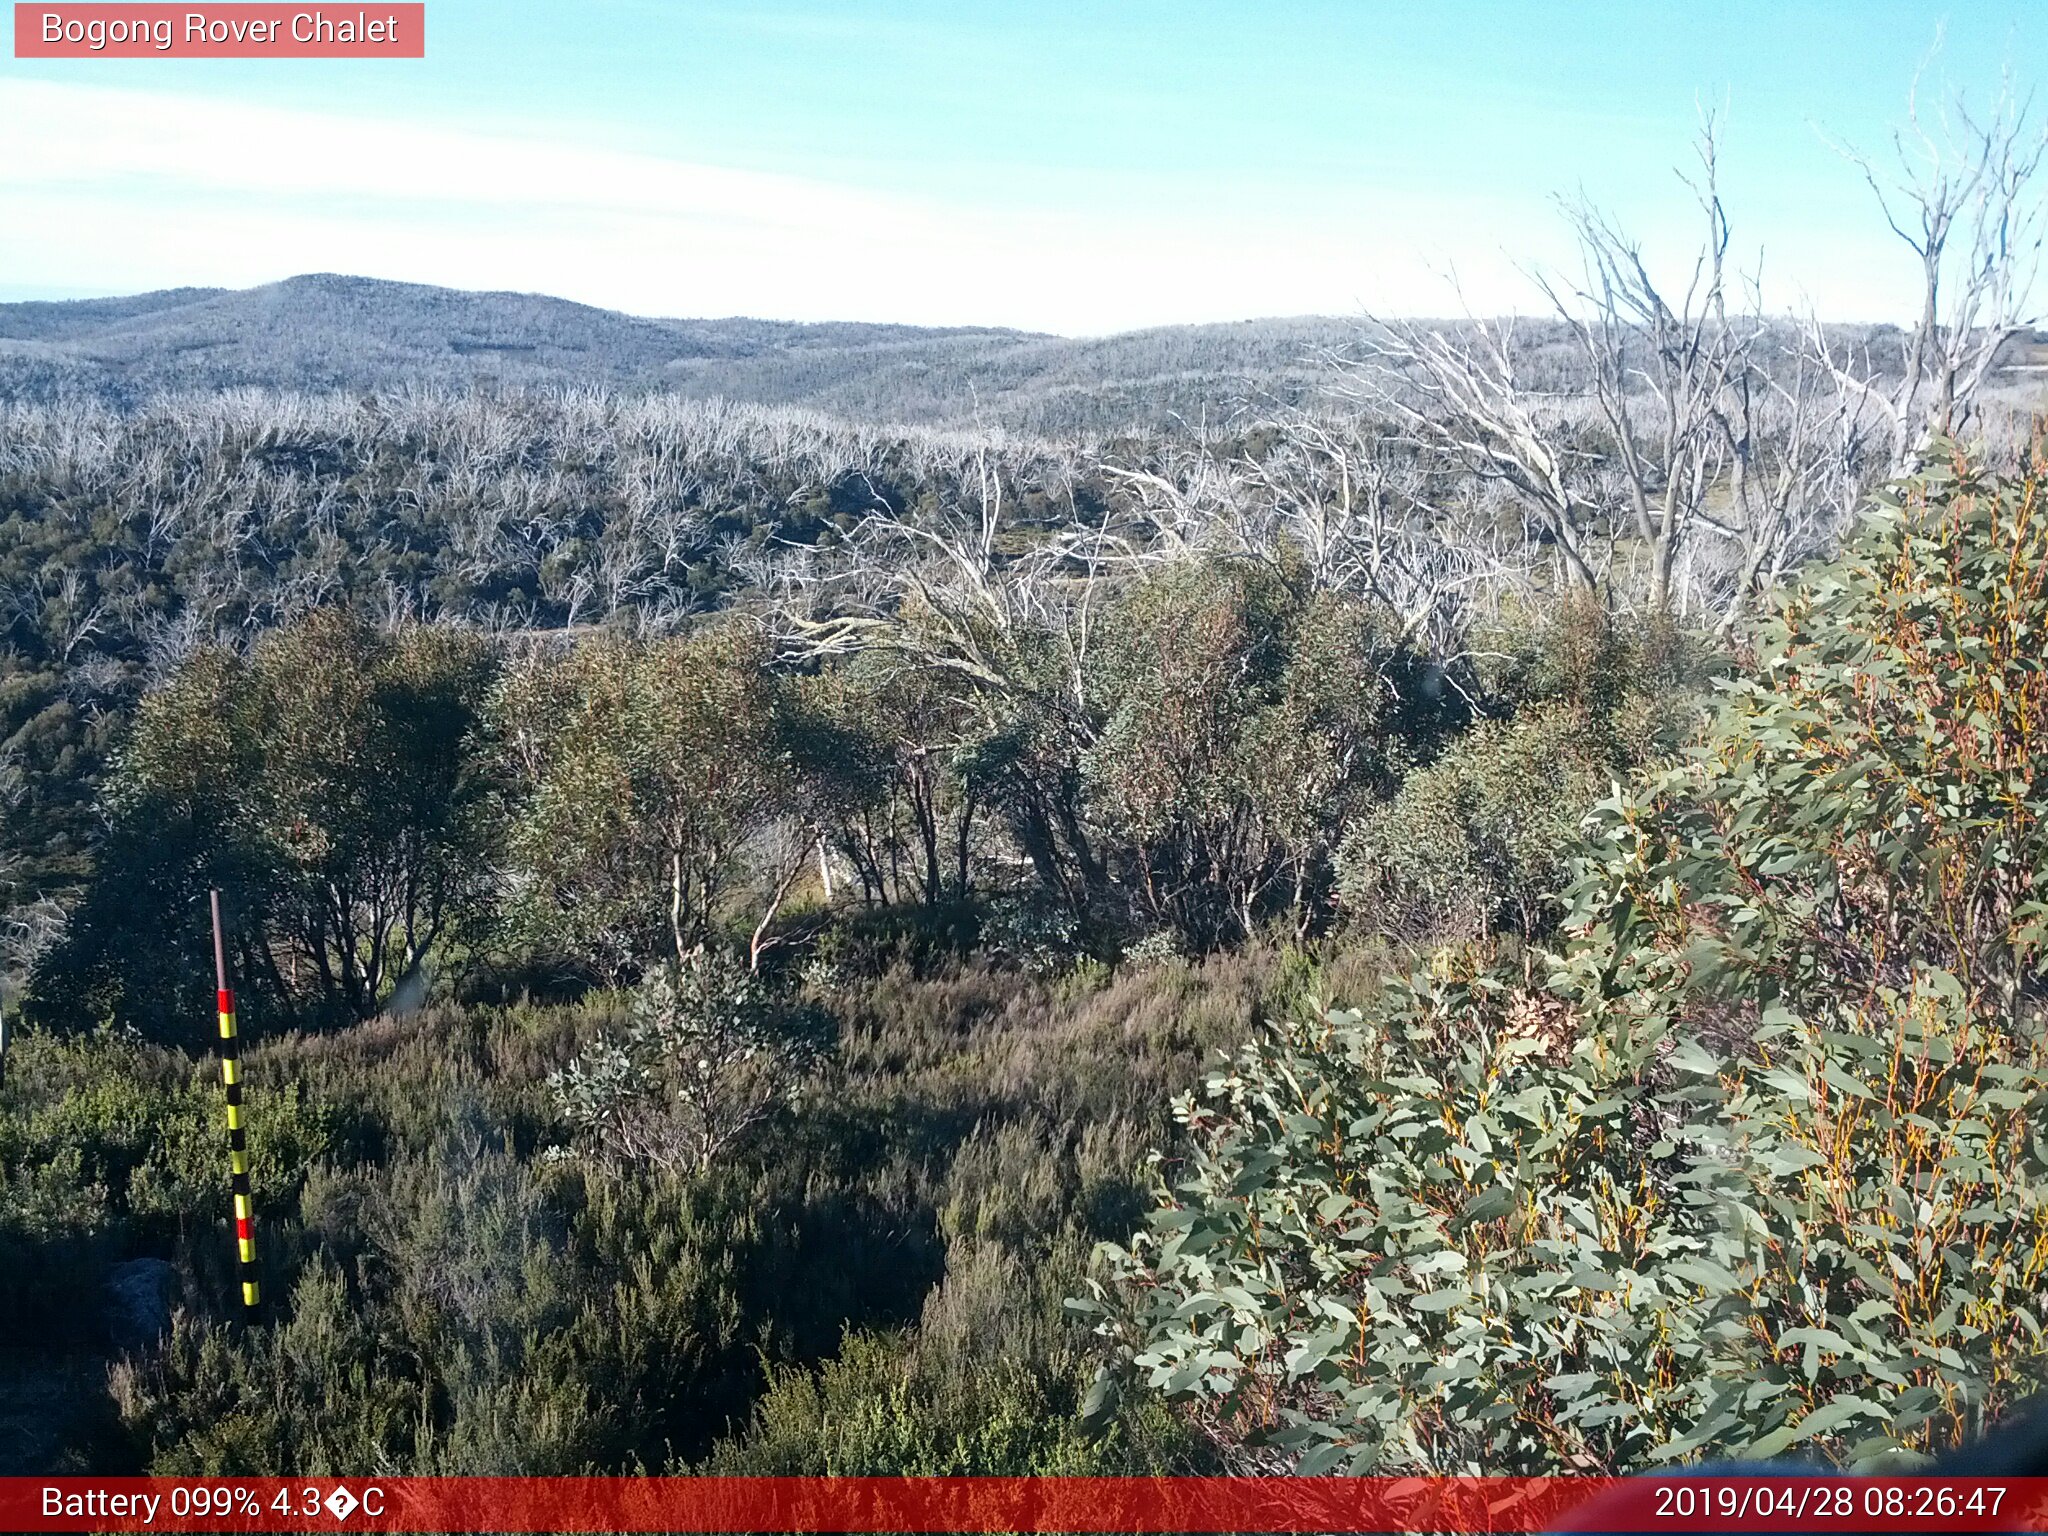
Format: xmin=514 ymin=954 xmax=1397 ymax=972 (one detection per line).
xmin=238 ymin=1239 xmax=255 ymax=1263
xmin=230 ymin=1150 xmax=248 ymax=1176
xmin=221 ymin=1058 xmax=238 ymax=1085
xmin=218 ymin=1012 xmax=235 ymax=1039
xmin=225 ymin=1105 xmax=240 ymax=1130
xmin=242 ymin=1281 xmax=260 ymax=1307
xmin=234 ymin=1193 xmax=250 ymax=1220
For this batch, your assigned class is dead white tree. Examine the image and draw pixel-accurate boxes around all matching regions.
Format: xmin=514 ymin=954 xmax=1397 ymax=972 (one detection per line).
xmin=1346 ymin=85 xmax=2034 ymax=623
xmin=1355 ymin=118 xmax=1775 ymax=617
xmin=1814 ymin=70 xmax=2047 ymax=470
xmin=1099 ymin=415 xmax=1528 ymax=664
xmin=1532 ymin=117 xmax=1761 ymax=613
xmin=774 ymin=446 xmax=1070 ymax=697
xmin=1345 ymin=305 xmax=1609 ymax=600
xmin=1696 ymin=339 xmax=1879 ymax=634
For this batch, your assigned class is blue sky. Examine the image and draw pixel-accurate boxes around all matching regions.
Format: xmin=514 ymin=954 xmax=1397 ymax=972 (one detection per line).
xmin=2 ymin=1 xmax=2042 ymax=332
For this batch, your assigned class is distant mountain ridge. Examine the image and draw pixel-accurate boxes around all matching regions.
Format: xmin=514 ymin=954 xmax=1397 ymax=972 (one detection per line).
xmin=7 ymin=273 xmax=2043 ymax=436
xmin=0 ymin=273 xmax=1353 ymax=433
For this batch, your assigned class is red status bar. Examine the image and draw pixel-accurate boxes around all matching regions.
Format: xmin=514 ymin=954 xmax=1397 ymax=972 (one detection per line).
xmin=7 ymin=1476 xmax=2048 ymax=1533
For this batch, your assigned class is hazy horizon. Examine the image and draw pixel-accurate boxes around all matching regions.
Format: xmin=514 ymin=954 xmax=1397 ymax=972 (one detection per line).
xmin=0 ymin=269 xmax=2021 ymax=343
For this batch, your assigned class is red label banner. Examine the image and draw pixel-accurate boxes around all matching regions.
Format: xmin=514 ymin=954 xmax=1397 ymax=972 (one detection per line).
xmin=13 ymin=4 xmax=424 ymax=57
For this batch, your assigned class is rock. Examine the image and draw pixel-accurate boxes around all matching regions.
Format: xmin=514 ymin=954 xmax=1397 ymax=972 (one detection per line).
xmin=103 ymin=1259 xmax=179 ymax=1352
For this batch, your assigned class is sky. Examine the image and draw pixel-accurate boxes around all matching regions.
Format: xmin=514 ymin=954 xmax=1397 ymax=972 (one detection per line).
xmin=1 ymin=1 xmax=2043 ymax=334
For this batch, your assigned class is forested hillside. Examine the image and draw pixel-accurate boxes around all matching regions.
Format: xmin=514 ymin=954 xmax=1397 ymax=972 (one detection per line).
xmin=0 ymin=275 xmax=1337 ymax=432
xmin=4 ymin=96 xmax=2048 ymax=1481
xmin=29 ymin=274 xmax=2037 ymax=438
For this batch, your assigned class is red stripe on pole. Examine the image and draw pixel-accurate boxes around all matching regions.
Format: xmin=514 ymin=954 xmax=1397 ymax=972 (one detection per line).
xmin=5 ymin=1477 xmax=2048 ymax=1533
xmin=217 ymin=989 xmax=234 ymax=1013
xmin=235 ymin=1217 xmax=252 ymax=1240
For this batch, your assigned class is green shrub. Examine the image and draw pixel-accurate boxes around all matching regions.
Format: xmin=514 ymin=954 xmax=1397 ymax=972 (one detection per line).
xmin=1084 ymin=956 xmax=2048 ymax=1473
xmin=29 ymin=615 xmax=496 ymax=1036
xmin=1567 ymin=446 xmax=2048 ymax=1031
xmin=1334 ymin=598 xmax=1718 ymax=947
xmin=807 ymin=899 xmax=981 ymax=981
xmin=488 ymin=627 xmax=805 ymax=981
xmin=1336 ymin=704 xmax=1613 ymax=940
xmin=1088 ymin=444 xmax=2048 ymax=1474
xmin=1 ymin=1025 xmax=337 ymax=1238
xmin=703 ymin=1327 xmax=1120 ymax=1476
xmin=548 ymin=949 xmax=832 ymax=1175
xmin=1474 ymin=597 xmax=1712 ymax=752
xmin=705 ymin=1234 xmax=1197 ymax=1475
xmin=20 ymin=911 xmax=1279 ymax=1476
xmin=1082 ymin=560 xmax=1455 ymax=950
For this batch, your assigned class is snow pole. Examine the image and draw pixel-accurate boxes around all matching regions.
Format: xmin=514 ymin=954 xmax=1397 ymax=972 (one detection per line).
xmin=210 ymin=889 xmax=259 ymax=1311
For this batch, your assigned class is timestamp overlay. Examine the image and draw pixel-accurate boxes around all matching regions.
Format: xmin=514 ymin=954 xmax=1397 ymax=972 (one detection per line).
xmin=6 ymin=1476 xmax=2048 ymax=1533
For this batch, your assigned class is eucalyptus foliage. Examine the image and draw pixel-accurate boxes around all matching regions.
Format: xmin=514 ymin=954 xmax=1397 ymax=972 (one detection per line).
xmin=492 ymin=627 xmax=803 ymax=980
xmin=28 ymin=613 xmax=495 ymax=1034
xmin=1085 ymin=443 xmax=2048 ymax=1473
xmin=548 ymin=948 xmax=833 ymax=1176
xmin=1335 ymin=703 xmax=1611 ymax=941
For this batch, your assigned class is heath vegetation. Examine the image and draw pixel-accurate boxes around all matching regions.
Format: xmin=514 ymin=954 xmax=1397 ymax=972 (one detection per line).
xmin=2 ymin=85 xmax=2046 ymax=1477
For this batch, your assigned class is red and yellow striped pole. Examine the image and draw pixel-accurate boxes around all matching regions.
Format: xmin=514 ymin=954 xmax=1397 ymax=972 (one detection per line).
xmin=210 ymin=889 xmax=259 ymax=1312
